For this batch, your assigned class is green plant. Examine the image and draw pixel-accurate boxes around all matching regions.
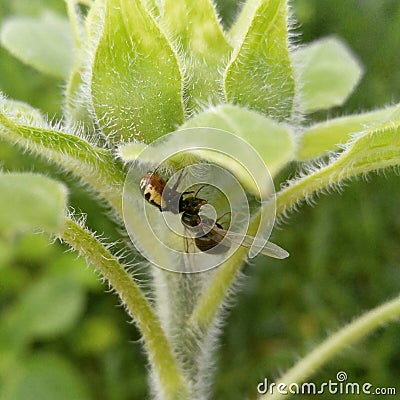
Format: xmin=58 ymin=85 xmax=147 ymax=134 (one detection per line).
xmin=0 ymin=0 xmax=399 ymax=399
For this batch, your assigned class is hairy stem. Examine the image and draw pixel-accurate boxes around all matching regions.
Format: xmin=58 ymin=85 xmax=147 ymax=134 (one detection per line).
xmin=188 ymin=247 xmax=247 ymax=333
xmin=0 ymin=113 xmax=125 ymax=216
xmin=276 ymin=161 xmax=344 ymax=216
xmin=260 ymin=293 xmax=400 ymax=400
xmin=152 ymin=268 xmax=218 ymax=398
xmin=60 ymin=218 xmax=190 ymax=400
xmin=276 ymin=121 xmax=400 ymax=217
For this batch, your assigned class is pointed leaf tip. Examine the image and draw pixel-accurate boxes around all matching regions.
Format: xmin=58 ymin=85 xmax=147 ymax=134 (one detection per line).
xmin=91 ymin=0 xmax=184 ymax=143
xmin=224 ymin=0 xmax=295 ymax=120
xmin=294 ymin=36 xmax=363 ymax=113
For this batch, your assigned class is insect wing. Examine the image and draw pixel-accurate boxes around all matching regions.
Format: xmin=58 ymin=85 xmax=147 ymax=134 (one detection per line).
xmin=210 ymin=227 xmax=289 ymax=259
xmin=255 ymin=241 xmax=289 ymax=259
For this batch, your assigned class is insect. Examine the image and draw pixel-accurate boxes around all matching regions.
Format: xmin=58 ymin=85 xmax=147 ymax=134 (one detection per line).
xmin=180 ymin=212 xmax=231 ymax=254
xmin=181 ymin=211 xmax=288 ymax=259
xmin=140 ymin=170 xmax=288 ymax=259
xmin=139 ymin=170 xmax=207 ymax=214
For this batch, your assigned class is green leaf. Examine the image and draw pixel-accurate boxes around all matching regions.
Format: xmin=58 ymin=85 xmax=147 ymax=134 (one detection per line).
xmin=224 ymin=0 xmax=295 ymax=121
xmin=91 ymin=0 xmax=184 ymax=143
xmin=64 ymin=65 xmax=96 ymax=131
xmin=0 ymin=11 xmax=75 ymax=79
xmin=161 ymin=0 xmax=232 ymax=112
xmin=84 ymin=0 xmax=105 ymax=52
xmin=5 ymin=353 xmax=91 ymax=400
xmin=0 ymin=173 xmax=67 ymax=235
xmin=342 ymin=122 xmax=400 ymax=173
xmin=296 ymin=104 xmax=399 ymax=160
xmin=228 ymin=0 xmax=258 ymax=47
xmin=143 ymin=0 xmax=162 ymax=18
xmin=181 ymin=104 xmax=295 ymax=177
xmin=0 ymin=98 xmax=45 ymax=126
xmin=118 ymin=142 xmax=146 ymax=161
xmin=293 ymin=36 xmax=363 ymax=113
xmin=0 ymin=101 xmax=125 ymax=216
xmin=63 ymin=0 xmax=96 ymax=131
xmin=17 ymin=276 xmax=85 ymax=339
xmin=276 ymin=120 xmax=400 ymax=216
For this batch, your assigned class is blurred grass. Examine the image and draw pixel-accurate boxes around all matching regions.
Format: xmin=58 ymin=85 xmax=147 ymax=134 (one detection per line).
xmin=0 ymin=0 xmax=399 ymax=399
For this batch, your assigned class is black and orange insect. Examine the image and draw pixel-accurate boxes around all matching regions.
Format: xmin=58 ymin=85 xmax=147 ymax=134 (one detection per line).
xmin=140 ymin=170 xmax=288 ymax=259
xmin=139 ymin=170 xmax=207 ymax=214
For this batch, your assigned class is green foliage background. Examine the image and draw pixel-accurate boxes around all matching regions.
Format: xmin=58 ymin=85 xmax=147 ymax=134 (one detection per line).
xmin=0 ymin=1 xmax=399 ymax=399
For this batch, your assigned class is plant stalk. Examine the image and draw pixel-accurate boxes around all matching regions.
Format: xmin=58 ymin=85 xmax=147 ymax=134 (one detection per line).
xmin=60 ymin=218 xmax=190 ymax=400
